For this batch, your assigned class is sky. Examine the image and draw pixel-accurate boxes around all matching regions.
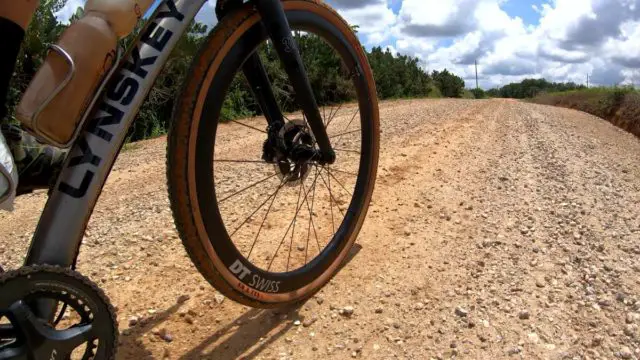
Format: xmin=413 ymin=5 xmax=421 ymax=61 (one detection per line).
xmin=56 ymin=0 xmax=640 ymax=89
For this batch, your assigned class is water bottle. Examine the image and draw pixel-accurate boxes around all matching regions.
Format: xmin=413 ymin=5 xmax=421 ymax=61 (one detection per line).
xmin=16 ymin=0 xmax=154 ymax=147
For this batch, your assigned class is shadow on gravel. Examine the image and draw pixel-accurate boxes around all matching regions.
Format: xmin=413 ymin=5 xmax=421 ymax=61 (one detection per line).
xmin=117 ymin=243 xmax=363 ymax=359
xmin=179 ymin=307 xmax=302 ymax=359
xmin=118 ymin=303 xmax=183 ymax=359
xmin=179 ymin=243 xmax=363 ymax=359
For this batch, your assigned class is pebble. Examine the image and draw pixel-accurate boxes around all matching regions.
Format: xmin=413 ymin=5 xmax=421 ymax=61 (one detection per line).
xmin=161 ymin=333 xmax=173 ymax=342
xmin=303 ymin=317 xmax=317 ymax=327
xmin=455 ymin=306 xmax=468 ymax=317
xmin=128 ymin=316 xmax=139 ymax=327
xmin=623 ymin=324 xmax=636 ymax=337
xmin=214 ymin=293 xmax=225 ymax=304
xmin=293 ymin=320 xmax=301 ymax=326
xmin=153 ymin=328 xmax=173 ymax=343
xmin=177 ymin=294 xmax=190 ymax=304
xmin=507 ymin=347 xmax=522 ymax=356
xmin=518 ymin=310 xmax=530 ymax=320
xmin=591 ymin=336 xmax=603 ymax=347
xmin=341 ymin=306 xmax=355 ymax=317
xmin=617 ymin=346 xmax=633 ymax=359
xmin=375 ymin=307 xmax=384 ymax=314
xmin=627 ymin=312 xmax=640 ymax=324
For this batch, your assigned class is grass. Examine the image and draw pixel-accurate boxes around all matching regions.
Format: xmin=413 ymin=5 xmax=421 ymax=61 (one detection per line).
xmin=531 ymin=87 xmax=640 ymax=137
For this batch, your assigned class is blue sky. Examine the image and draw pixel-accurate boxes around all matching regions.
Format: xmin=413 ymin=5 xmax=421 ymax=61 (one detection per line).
xmin=324 ymin=0 xmax=640 ymax=88
xmin=57 ymin=0 xmax=640 ymax=88
xmin=500 ymin=0 xmax=543 ymax=26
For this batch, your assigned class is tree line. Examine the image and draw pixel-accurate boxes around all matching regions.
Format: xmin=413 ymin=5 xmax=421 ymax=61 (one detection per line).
xmin=4 ymin=1 xmax=470 ymax=142
xmin=485 ymin=78 xmax=586 ymax=99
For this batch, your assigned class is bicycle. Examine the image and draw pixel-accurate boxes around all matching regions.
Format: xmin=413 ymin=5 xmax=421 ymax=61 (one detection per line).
xmin=0 ymin=0 xmax=379 ymax=358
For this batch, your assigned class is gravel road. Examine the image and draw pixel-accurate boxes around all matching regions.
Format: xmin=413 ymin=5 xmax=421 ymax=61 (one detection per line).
xmin=1 ymin=98 xmax=639 ymax=360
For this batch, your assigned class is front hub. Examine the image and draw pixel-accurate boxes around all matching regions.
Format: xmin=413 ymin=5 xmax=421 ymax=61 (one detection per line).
xmin=272 ymin=120 xmax=315 ymax=186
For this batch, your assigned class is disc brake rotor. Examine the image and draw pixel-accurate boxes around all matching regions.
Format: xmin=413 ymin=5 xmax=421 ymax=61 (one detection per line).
xmin=274 ymin=119 xmax=315 ymax=187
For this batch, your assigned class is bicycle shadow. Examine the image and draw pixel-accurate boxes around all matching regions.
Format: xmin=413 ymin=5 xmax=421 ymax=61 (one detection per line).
xmin=179 ymin=243 xmax=362 ymax=360
xmin=178 ymin=306 xmax=301 ymax=360
xmin=118 ymin=303 xmax=183 ymax=359
xmin=118 ymin=243 xmax=363 ymax=359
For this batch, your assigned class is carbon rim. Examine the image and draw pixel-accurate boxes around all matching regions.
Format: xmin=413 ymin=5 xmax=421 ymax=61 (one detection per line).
xmin=189 ymin=4 xmax=377 ymax=300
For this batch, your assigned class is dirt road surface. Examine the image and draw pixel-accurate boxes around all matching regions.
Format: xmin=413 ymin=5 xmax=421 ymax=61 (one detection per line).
xmin=2 ymin=99 xmax=640 ymax=359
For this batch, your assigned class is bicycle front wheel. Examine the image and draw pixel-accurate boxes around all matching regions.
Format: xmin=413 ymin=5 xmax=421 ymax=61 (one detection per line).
xmin=167 ymin=0 xmax=379 ymax=308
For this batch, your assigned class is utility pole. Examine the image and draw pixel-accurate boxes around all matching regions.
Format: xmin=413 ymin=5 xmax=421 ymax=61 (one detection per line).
xmin=587 ymin=73 xmax=589 ymax=88
xmin=475 ymin=60 xmax=479 ymax=90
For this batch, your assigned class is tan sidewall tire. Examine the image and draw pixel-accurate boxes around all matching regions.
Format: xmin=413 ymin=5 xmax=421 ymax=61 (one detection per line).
xmin=167 ymin=0 xmax=379 ymax=308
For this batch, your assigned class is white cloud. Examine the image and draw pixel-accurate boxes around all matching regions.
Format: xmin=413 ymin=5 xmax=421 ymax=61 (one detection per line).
xmin=54 ymin=0 xmax=640 ymax=88
xmin=330 ymin=0 xmax=640 ymax=88
xmin=336 ymin=0 xmax=396 ymax=45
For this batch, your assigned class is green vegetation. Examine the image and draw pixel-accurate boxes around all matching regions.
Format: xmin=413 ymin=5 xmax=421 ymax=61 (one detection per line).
xmin=481 ymin=78 xmax=639 ymax=137
xmin=4 ymin=1 xmax=476 ymax=143
xmin=487 ymin=78 xmax=586 ymax=99
xmin=432 ymin=69 xmax=466 ymax=98
xmin=470 ymin=88 xmax=486 ymax=99
xmin=531 ymin=87 xmax=640 ymax=137
xmin=368 ymin=47 xmax=434 ymax=99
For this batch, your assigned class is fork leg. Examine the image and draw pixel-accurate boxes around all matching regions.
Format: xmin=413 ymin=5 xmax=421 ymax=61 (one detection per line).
xmin=251 ymin=0 xmax=335 ymax=164
xmin=242 ymin=53 xmax=285 ymax=128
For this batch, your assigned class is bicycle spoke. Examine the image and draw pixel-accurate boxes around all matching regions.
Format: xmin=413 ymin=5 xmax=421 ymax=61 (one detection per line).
xmin=325 ymin=102 xmax=344 ymax=130
xmin=342 ymin=108 xmax=360 ymax=134
xmin=322 ymin=105 xmax=327 ymax=127
xmin=246 ymin=178 xmax=287 ymax=261
xmin=302 ymin=168 xmax=321 ymax=263
xmin=287 ymin=181 xmax=304 ymax=272
xmin=311 ymin=167 xmax=322 ymax=254
xmin=334 ymin=148 xmax=361 ymax=155
xmin=219 ymin=173 xmax=279 ymax=204
xmin=230 ymin=119 xmax=267 ymax=134
xmin=323 ymin=166 xmax=353 ymax=197
xmin=230 ymin=179 xmax=288 ymax=237
xmin=328 ymin=167 xmax=358 ymax=177
xmin=328 ymin=167 xmax=335 ymax=233
xmin=215 ymin=159 xmax=268 ymax=164
xmin=319 ymin=170 xmax=345 ymax=217
xmin=329 ymin=128 xmax=360 ymax=140
xmin=267 ymin=171 xmax=321 ymax=272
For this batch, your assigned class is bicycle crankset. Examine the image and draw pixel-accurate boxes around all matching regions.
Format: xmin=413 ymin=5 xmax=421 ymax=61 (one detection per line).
xmin=0 ymin=265 xmax=118 ymax=360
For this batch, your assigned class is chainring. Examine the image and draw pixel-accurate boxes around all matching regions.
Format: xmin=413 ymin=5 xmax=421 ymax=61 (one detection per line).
xmin=0 ymin=265 xmax=118 ymax=360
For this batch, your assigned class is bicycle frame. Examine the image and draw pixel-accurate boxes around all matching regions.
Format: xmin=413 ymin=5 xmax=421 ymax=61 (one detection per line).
xmin=24 ymin=0 xmax=333 ymax=267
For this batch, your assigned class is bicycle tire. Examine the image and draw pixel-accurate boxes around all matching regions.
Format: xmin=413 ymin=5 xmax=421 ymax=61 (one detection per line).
xmin=167 ymin=0 xmax=379 ymax=308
